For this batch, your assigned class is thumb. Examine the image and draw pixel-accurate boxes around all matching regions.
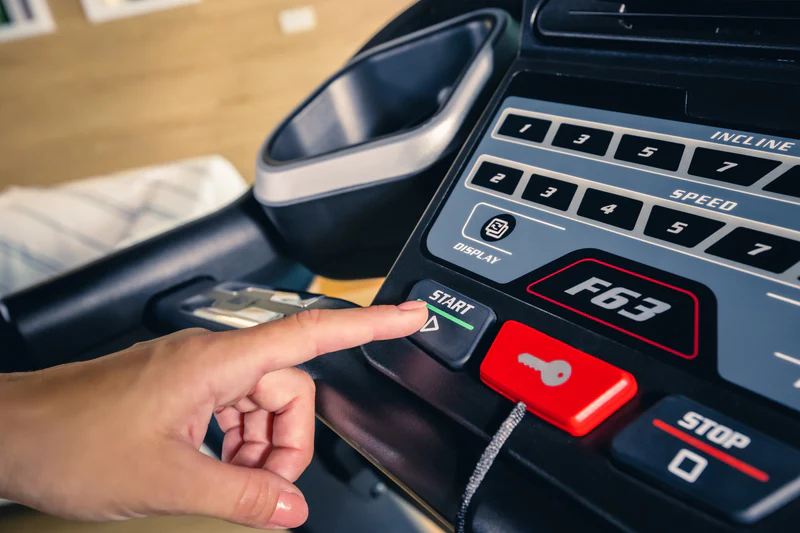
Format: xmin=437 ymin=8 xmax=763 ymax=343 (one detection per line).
xmin=165 ymin=450 xmax=308 ymax=530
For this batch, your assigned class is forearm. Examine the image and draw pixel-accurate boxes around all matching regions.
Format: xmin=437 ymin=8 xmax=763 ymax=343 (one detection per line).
xmin=0 ymin=372 xmax=29 ymax=501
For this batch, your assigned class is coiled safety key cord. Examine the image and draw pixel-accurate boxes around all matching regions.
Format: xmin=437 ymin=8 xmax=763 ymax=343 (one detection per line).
xmin=456 ymin=401 xmax=528 ymax=533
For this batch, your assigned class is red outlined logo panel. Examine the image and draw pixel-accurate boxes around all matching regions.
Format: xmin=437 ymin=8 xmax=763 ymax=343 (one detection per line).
xmin=523 ymin=251 xmax=709 ymax=360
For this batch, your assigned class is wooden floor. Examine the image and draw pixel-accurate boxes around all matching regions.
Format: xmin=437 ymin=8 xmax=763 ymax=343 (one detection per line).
xmin=0 ymin=0 xmax=411 ymax=189
xmin=0 ymin=0 xmax=407 ymax=530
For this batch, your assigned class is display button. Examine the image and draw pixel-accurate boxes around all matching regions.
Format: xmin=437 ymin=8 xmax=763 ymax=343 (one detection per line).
xmin=406 ymin=280 xmax=495 ymax=369
xmin=551 ymin=123 xmax=613 ymax=156
xmin=688 ymin=147 xmax=781 ymax=186
xmin=470 ymin=161 xmax=524 ymax=195
xmin=480 ymin=213 xmax=516 ymax=242
xmin=644 ymin=205 xmax=726 ymax=248
xmin=521 ymin=174 xmax=578 ymax=211
xmin=526 ymin=255 xmax=701 ymax=359
xmin=764 ymin=165 xmax=800 ymax=199
xmin=615 ymin=134 xmax=685 ymax=171
xmin=612 ymin=396 xmax=800 ymax=524
xmin=577 ymin=188 xmax=643 ymax=230
xmin=706 ymin=227 xmax=800 ymax=274
xmin=497 ymin=114 xmax=551 ymax=143
xmin=480 ymin=321 xmax=637 ymax=436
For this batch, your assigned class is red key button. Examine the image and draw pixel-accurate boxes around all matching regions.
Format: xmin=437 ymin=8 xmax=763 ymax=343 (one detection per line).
xmin=480 ymin=321 xmax=637 ymax=436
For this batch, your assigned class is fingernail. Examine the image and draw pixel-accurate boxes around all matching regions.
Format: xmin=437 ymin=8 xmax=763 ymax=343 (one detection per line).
xmin=397 ymin=300 xmax=427 ymax=311
xmin=268 ymin=491 xmax=308 ymax=529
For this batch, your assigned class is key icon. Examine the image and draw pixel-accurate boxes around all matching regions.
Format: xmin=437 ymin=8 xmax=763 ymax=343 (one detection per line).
xmin=518 ymin=353 xmax=572 ymax=386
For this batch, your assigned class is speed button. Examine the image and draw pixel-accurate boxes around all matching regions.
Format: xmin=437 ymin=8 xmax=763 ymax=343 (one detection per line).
xmin=644 ymin=205 xmax=726 ymax=248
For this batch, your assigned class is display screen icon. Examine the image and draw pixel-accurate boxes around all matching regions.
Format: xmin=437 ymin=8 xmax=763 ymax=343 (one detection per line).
xmin=481 ymin=214 xmax=516 ymax=242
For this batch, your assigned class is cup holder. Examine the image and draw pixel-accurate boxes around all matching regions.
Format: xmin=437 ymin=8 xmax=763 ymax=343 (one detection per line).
xmin=268 ymin=16 xmax=495 ymax=164
xmin=255 ymin=8 xmax=518 ymax=279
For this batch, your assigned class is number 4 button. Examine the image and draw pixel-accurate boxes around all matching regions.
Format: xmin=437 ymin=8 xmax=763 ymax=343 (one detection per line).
xmin=706 ymin=227 xmax=800 ymax=274
xmin=577 ymin=189 xmax=643 ymax=230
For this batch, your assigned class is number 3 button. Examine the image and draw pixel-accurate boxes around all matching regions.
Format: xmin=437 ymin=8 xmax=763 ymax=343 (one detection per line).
xmin=577 ymin=188 xmax=643 ymax=230
xmin=522 ymin=174 xmax=578 ymax=211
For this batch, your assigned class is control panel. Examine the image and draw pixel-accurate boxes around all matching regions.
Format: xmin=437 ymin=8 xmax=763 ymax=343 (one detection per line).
xmin=366 ymin=73 xmax=800 ymax=530
xmin=426 ymin=96 xmax=800 ymax=413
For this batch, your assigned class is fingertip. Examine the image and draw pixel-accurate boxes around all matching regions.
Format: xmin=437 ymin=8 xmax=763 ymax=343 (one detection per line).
xmin=265 ymin=490 xmax=309 ymax=529
xmin=397 ymin=300 xmax=427 ymax=311
xmin=400 ymin=303 xmax=429 ymax=330
xmin=364 ymin=303 xmax=428 ymax=341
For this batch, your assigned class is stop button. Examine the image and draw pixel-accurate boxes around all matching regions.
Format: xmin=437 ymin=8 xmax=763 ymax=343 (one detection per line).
xmin=612 ymin=396 xmax=800 ymax=523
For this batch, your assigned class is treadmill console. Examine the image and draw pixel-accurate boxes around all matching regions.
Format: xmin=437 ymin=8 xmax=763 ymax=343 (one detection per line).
xmin=428 ymin=81 xmax=800 ymax=412
xmin=366 ymin=72 xmax=800 ymax=531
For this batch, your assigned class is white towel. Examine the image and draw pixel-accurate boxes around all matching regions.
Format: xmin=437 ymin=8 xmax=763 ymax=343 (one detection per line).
xmin=0 ymin=155 xmax=247 ymax=298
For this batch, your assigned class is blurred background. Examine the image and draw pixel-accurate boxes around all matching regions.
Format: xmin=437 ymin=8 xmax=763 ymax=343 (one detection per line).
xmin=0 ymin=0 xmax=413 ymax=530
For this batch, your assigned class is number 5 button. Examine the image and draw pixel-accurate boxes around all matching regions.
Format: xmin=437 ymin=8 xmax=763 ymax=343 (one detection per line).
xmin=615 ymin=134 xmax=685 ymax=171
xmin=706 ymin=227 xmax=800 ymax=274
xmin=644 ymin=206 xmax=726 ymax=248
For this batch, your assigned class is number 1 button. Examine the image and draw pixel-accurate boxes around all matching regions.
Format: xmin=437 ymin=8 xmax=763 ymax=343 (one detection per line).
xmin=577 ymin=189 xmax=643 ymax=230
xmin=497 ymin=114 xmax=552 ymax=143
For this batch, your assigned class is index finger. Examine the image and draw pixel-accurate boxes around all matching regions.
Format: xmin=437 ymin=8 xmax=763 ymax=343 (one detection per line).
xmin=210 ymin=301 xmax=428 ymax=376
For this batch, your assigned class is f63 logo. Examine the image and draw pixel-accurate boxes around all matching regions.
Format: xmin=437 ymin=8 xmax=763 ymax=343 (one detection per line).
xmin=565 ymin=276 xmax=672 ymax=323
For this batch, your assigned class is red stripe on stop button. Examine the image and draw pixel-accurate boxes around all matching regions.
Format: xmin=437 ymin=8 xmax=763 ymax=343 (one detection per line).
xmin=480 ymin=321 xmax=638 ymax=436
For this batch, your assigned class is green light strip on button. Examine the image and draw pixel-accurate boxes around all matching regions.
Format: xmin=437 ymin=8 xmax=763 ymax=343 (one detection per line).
xmin=417 ymin=299 xmax=475 ymax=331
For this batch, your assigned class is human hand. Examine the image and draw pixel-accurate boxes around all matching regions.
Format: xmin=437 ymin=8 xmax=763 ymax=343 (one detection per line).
xmin=0 ymin=302 xmax=428 ymax=529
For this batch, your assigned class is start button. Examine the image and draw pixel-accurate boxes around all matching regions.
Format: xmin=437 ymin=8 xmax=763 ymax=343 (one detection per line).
xmin=406 ymin=280 xmax=495 ymax=369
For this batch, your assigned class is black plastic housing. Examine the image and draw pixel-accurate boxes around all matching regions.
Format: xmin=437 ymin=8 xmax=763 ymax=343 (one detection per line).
xmin=366 ymin=30 xmax=800 ymax=533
